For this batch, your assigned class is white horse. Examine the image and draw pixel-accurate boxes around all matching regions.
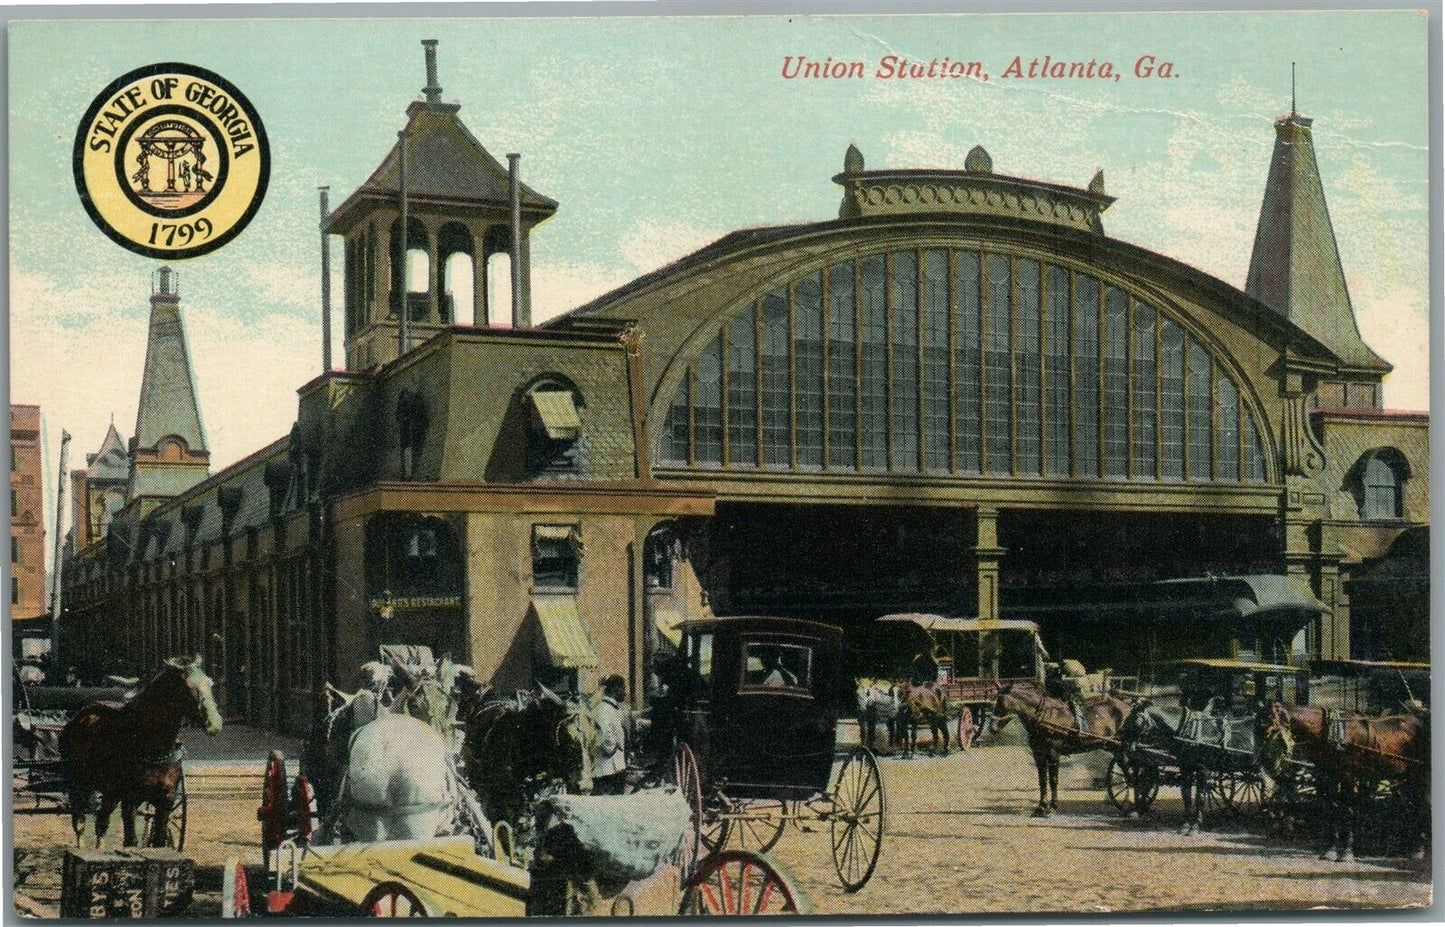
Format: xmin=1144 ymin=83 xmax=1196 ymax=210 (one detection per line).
xmin=856 ymin=678 xmax=902 ymax=752
xmin=341 ymin=712 xmax=455 ymax=842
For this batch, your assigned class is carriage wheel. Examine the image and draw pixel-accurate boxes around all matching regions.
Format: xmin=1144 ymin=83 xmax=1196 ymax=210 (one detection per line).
xmin=1218 ymin=770 xmax=1270 ymax=817
xmin=699 ymin=800 xmax=731 ymax=853
xmin=830 ymin=747 xmax=884 ymax=893
xmin=220 ymin=858 xmax=251 ymax=918
xmin=1105 ymin=754 xmax=1159 ymax=814
xmin=957 ymin=705 xmax=973 ymax=751
xmin=1105 ymin=754 xmax=1132 ymax=812
xmin=291 ymin=776 xmax=316 ymax=845
xmin=361 ymin=882 xmax=430 ymax=917
xmin=731 ymin=800 xmax=787 ymax=854
xmin=672 ymin=743 xmax=704 ymax=879
xmin=679 ymin=850 xmax=807 ymax=915
xmin=138 ymin=775 xmax=188 ymax=849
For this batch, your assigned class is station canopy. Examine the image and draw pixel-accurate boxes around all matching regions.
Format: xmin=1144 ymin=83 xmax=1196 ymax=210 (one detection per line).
xmin=876 ymin=613 xmax=1040 ymax=634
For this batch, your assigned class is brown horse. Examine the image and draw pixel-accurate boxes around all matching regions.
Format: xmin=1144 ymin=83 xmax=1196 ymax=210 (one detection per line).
xmin=993 ymin=682 xmax=1132 ymax=816
xmin=1261 ymin=702 xmax=1428 ymax=862
xmin=899 ymin=684 xmax=952 ymax=757
xmin=60 ymin=656 xmax=222 ymax=848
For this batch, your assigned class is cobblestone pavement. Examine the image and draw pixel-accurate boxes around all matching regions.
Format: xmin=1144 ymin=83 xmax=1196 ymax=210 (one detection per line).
xmin=13 ymin=742 xmax=1431 ymax=917
xmin=766 ymin=745 xmax=1431 ymax=915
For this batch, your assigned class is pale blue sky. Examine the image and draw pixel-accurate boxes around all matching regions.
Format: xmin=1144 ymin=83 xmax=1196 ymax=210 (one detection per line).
xmin=8 ymin=11 xmax=1431 ymax=503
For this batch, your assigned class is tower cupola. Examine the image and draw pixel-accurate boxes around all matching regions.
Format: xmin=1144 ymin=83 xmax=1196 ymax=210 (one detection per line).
xmin=325 ymin=40 xmax=559 ymax=370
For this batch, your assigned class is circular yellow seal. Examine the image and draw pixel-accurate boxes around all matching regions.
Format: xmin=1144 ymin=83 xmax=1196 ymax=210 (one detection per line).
xmin=74 ymin=63 xmax=269 ymax=259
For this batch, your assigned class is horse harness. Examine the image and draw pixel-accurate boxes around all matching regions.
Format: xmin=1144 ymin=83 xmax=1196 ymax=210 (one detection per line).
xmin=1027 ymin=692 xmax=1119 ymax=748
xmin=1323 ymin=709 xmax=1426 ymax=767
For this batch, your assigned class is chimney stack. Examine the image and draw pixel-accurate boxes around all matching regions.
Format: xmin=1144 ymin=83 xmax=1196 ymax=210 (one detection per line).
xmin=422 ymin=39 xmax=442 ymax=104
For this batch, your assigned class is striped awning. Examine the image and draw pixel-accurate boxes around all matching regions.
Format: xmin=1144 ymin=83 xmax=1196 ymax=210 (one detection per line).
xmin=532 ymin=597 xmax=599 ymax=669
xmin=530 ymin=390 xmax=581 ymax=441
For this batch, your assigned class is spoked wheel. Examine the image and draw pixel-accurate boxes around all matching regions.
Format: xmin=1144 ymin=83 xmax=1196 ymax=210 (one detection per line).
xmin=1218 ymin=770 xmax=1270 ymax=816
xmin=699 ymin=799 xmax=731 ymax=853
xmin=671 ymin=743 xmax=704 ymax=880
xmin=361 ymin=881 xmax=430 ymax=917
xmin=1106 ymin=754 xmax=1160 ymax=814
xmin=138 ymin=775 xmax=187 ymax=849
xmin=220 ymin=858 xmax=250 ymax=918
xmin=829 ymin=746 xmax=884 ymax=892
xmin=679 ymin=850 xmax=807 ymax=915
xmin=730 ymin=799 xmax=787 ymax=854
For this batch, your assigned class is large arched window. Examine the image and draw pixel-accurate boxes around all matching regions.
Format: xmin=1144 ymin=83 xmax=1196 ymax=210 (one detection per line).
xmin=656 ymin=247 xmax=1270 ymax=485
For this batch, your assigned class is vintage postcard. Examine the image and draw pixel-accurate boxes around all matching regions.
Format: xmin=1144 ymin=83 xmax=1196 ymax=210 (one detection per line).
xmin=7 ymin=7 xmax=1434 ymax=918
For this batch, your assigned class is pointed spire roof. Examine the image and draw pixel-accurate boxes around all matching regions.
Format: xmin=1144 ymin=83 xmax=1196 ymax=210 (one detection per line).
xmin=86 ymin=421 xmax=129 ymax=481
xmin=1245 ymin=107 xmax=1390 ymax=372
xmin=134 ymin=267 xmax=208 ymax=453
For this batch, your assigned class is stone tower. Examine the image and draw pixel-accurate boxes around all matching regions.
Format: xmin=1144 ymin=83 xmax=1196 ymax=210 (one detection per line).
xmin=326 ymin=40 xmax=558 ymax=370
xmin=128 ymin=266 xmax=210 ymax=501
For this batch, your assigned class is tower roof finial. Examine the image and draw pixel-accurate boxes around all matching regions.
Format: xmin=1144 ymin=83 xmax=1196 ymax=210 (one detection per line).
xmin=1290 ymin=61 xmax=1296 ymax=116
xmin=422 ymin=39 xmax=442 ymax=105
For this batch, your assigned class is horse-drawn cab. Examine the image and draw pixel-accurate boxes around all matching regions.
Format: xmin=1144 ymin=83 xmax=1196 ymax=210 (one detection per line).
xmin=669 ymin=616 xmax=843 ymax=798
xmin=1309 ymin=659 xmax=1429 ymax=716
xmin=649 ymin=616 xmax=885 ymax=893
xmin=1109 ymin=658 xmax=1312 ymax=825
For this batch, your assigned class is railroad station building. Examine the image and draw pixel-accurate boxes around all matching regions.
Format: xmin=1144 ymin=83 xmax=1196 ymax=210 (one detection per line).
xmin=62 ymin=46 xmax=1429 ymax=734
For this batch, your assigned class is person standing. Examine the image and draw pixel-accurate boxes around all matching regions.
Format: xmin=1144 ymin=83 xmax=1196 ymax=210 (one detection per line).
xmin=591 ymin=675 xmax=629 ymax=795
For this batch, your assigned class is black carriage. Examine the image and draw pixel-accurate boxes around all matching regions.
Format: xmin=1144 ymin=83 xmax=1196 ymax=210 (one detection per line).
xmin=651 ymin=616 xmax=885 ymax=893
xmin=12 ymin=679 xmax=189 ymax=849
xmin=1107 ymin=658 xmax=1311 ymax=818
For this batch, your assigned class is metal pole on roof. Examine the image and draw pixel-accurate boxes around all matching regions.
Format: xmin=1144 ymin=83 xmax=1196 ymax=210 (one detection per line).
xmin=319 ymin=187 xmax=333 ymax=372
xmin=398 ymin=130 xmax=410 ymax=357
xmin=398 ymin=129 xmax=410 ymax=358
xmin=508 ymin=154 xmax=524 ymax=328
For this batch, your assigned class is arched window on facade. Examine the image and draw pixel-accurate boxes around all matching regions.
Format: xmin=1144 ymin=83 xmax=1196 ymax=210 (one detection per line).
xmin=1351 ymin=448 xmax=1409 ymax=522
xmin=644 ymin=524 xmax=679 ymax=591
xmin=396 ymin=390 xmax=429 ymax=480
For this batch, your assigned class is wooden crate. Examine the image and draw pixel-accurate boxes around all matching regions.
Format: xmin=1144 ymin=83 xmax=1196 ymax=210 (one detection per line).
xmin=60 ymin=848 xmax=193 ymax=918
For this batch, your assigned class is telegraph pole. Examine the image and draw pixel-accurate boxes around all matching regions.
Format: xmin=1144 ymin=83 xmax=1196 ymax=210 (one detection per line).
xmin=49 ymin=429 xmax=70 ymax=665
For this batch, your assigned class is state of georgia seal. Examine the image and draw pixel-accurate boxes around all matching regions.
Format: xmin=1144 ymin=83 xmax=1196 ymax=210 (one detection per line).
xmin=74 ymin=63 xmax=269 ymax=259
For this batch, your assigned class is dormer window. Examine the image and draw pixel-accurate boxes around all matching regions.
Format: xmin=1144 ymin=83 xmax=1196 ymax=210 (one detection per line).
xmin=526 ymin=380 xmax=583 ymax=475
xmin=1349 ymin=448 xmax=1409 ymax=522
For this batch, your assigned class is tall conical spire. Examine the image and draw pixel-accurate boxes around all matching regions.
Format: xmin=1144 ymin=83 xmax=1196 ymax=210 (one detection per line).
xmin=130 ymin=266 xmax=210 ymax=499
xmin=1244 ymin=98 xmax=1389 ymax=371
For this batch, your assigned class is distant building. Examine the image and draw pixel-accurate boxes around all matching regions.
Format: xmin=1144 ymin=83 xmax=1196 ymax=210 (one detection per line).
xmin=63 ymin=44 xmax=1428 ymax=734
xmin=11 ymin=404 xmax=47 ymax=625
